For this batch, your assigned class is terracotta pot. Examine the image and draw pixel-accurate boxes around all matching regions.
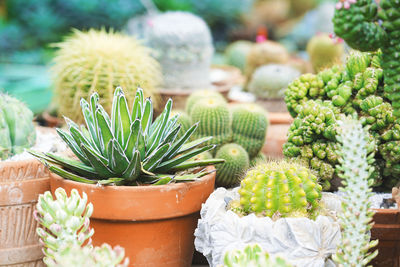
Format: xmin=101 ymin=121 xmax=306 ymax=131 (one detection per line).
xmin=370 ymin=209 xmax=400 ymax=267
xmin=0 ymin=160 xmax=49 ymax=267
xmin=159 ymin=65 xmax=244 ymax=110
xmin=263 ymin=112 xmax=293 ymax=159
xmin=41 ymin=112 xmax=63 ymax=128
xmin=50 ymin=167 xmax=216 ymax=267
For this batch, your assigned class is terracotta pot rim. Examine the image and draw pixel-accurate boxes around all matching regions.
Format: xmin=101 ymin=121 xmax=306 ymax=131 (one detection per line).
xmin=0 ymin=158 xmax=39 ymax=167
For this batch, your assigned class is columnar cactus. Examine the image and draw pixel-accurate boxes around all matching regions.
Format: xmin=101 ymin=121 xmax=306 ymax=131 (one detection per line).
xmin=0 ymin=94 xmax=35 ymax=160
xmin=333 ymin=0 xmax=400 ymax=116
xmin=215 ymin=143 xmax=250 ymax=187
xmin=332 ymin=116 xmax=378 ymax=266
xmin=145 ymin=11 xmax=214 ymax=89
xmin=237 ymin=161 xmax=322 ymax=218
xmin=231 ymin=103 xmax=268 ymax=158
xmin=51 ymin=29 xmax=161 ymax=123
xmin=34 ymin=188 xmax=94 ymax=264
xmin=191 ymin=97 xmax=232 ymax=150
xmin=306 ymin=33 xmax=344 ymax=72
xmin=222 ymin=244 xmax=292 ymax=267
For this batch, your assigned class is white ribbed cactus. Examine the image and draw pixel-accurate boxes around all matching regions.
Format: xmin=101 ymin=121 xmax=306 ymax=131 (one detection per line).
xmin=333 ymin=116 xmax=378 ymax=266
xmin=146 ymin=11 xmax=214 ymax=89
xmin=35 ymin=188 xmax=94 ymax=264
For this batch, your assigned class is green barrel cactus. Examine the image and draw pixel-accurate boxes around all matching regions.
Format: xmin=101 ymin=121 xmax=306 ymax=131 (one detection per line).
xmin=238 ymin=161 xmax=322 ymax=218
xmin=224 ymin=40 xmax=254 ymax=73
xmin=170 ymin=110 xmax=192 ymax=139
xmin=51 ymin=28 xmax=162 ymax=123
xmin=215 ymin=143 xmax=250 ymax=187
xmin=306 ymin=33 xmax=344 ymax=72
xmin=190 ymin=97 xmax=232 ymax=150
xmin=0 ymin=94 xmax=36 ymax=160
xmin=333 ymin=0 xmax=400 ymax=116
xmin=186 ymin=89 xmax=226 ymax=115
xmin=247 ymin=64 xmax=300 ymax=99
xmin=231 ymin=103 xmax=268 ymax=158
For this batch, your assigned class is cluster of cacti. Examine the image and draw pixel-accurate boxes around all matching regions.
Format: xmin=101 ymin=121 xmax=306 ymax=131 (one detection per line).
xmin=333 ymin=0 xmax=400 ymax=117
xmin=35 ymin=188 xmax=129 ymax=267
xmin=51 ymin=29 xmax=161 ymax=124
xmin=247 ymin=64 xmax=301 ymax=99
xmin=0 ymin=94 xmax=36 ymax=160
xmin=306 ymin=33 xmax=344 ymax=72
xmin=235 ymin=161 xmax=322 ymax=218
xmin=224 ymin=40 xmax=253 ymax=73
xmin=245 ymin=39 xmax=290 ymax=82
xmin=184 ymin=91 xmax=269 ymax=187
xmin=144 ymin=11 xmax=213 ymax=90
xmin=284 ymin=51 xmax=400 ymax=189
xmin=31 ymin=87 xmax=224 ymax=185
xmin=221 ymin=244 xmax=292 ymax=267
xmin=332 ymin=116 xmax=378 ymax=266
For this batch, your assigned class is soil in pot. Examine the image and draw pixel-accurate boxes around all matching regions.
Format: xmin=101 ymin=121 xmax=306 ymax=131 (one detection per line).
xmin=50 ymin=167 xmax=216 ymax=267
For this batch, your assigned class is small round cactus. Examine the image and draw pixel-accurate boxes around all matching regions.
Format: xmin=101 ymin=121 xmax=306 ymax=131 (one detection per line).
xmin=231 ymin=103 xmax=268 ymax=158
xmin=224 ymin=40 xmax=254 ymax=73
xmin=306 ymin=33 xmax=344 ymax=72
xmin=0 ymin=94 xmax=35 ymax=160
xmin=215 ymin=143 xmax=250 ymax=187
xmin=238 ymin=161 xmax=322 ymax=218
xmin=247 ymin=64 xmax=300 ymax=98
xmin=190 ymin=97 xmax=232 ymax=150
xmin=51 ymin=29 xmax=162 ymax=123
xmin=185 ymin=89 xmax=226 ymax=115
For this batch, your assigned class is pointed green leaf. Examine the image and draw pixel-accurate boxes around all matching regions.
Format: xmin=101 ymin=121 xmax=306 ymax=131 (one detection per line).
xmin=111 ymin=87 xmax=121 ymax=135
xmin=147 ymin=100 xmax=172 ymax=154
xmin=46 ymin=161 xmax=97 ymax=184
xmin=118 ymin=94 xmax=131 ymax=146
xmin=81 ymin=144 xmax=114 ymax=178
xmin=143 ymin=143 xmax=170 ymax=172
xmin=95 ymin=109 xmax=114 ymax=154
xmin=164 ymin=123 xmax=198 ymax=160
xmin=56 ymin=128 xmax=90 ymax=165
xmin=170 ymin=159 xmax=225 ymax=172
xmin=161 ymin=125 xmax=181 ymax=145
xmin=178 ymin=136 xmax=212 ymax=154
xmin=141 ymin=98 xmax=153 ymax=137
xmin=108 ymin=139 xmax=129 ymax=175
xmin=121 ymin=150 xmax=141 ymax=181
xmin=124 ymin=119 xmax=141 ymax=159
xmin=81 ymin=99 xmax=101 ymax=151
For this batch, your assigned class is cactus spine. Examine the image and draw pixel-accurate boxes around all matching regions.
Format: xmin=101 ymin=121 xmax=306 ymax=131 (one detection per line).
xmin=333 ymin=0 xmax=400 ymax=116
xmin=51 ymin=29 xmax=161 ymax=123
xmin=231 ymin=103 xmax=268 ymax=158
xmin=238 ymin=161 xmax=322 ymax=218
xmin=0 ymin=94 xmax=35 ymax=160
xmin=190 ymin=98 xmax=232 ymax=150
xmin=332 ymin=116 xmax=378 ymax=266
xmin=215 ymin=143 xmax=250 ymax=187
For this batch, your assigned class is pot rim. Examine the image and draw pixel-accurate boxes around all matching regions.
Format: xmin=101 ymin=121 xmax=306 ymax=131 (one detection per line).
xmin=50 ymin=166 xmax=216 ymax=221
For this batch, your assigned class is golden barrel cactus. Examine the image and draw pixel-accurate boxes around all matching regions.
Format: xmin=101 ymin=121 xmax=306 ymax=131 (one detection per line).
xmin=51 ymin=29 xmax=162 ymax=123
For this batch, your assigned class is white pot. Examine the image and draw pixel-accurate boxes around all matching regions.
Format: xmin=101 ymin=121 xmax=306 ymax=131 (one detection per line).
xmin=194 ymin=187 xmax=342 ymax=267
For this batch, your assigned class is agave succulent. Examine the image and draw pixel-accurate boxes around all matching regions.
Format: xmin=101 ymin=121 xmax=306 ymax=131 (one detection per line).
xmin=30 ymin=87 xmax=223 ymax=185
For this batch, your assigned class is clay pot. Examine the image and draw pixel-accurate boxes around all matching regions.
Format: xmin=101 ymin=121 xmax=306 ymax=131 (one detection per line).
xmin=0 ymin=160 xmax=49 ymax=267
xmin=370 ymin=209 xmax=400 ymax=267
xmin=159 ymin=65 xmax=244 ymax=110
xmin=263 ymin=112 xmax=293 ymax=159
xmin=41 ymin=111 xmax=63 ymax=128
xmin=49 ymin=167 xmax=216 ymax=267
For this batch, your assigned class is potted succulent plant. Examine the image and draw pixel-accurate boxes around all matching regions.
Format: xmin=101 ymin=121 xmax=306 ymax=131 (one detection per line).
xmin=0 ymin=93 xmax=67 ymax=267
xmin=31 ymin=87 xmax=224 ymax=267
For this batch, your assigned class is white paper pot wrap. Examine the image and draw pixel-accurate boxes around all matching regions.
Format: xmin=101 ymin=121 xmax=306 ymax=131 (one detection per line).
xmin=194 ymin=188 xmax=341 ymax=267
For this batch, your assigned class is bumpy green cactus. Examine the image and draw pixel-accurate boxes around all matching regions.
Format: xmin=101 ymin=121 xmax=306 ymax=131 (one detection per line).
xmin=224 ymin=40 xmax=253 ymax=73
xmin=333 ymin=0 xmax=400 ymax=117
xmin=191 ymin=97 xmax=232 ymax=150
xmin=231 ymin=103 xmax=268 ymax=158
xmin=186 ymin=89 xmax=226 ymax=115
xmin=237 ymin=161 xmax=322 ymax=218
xmin=51 ymin=29 xmax=162 ymax=123
xmin=35 ymin=188 xmax=94 ymax=264
xmin=306 ymin=33 xmax=344 ymax=72
xmin=170 ymin=110 xmax=192 ymax=139
xmin=222 ymin=244 xmax=292 ymax=267
xmin=333 ymin=116 xmax=378 ymax=266
xmin=215 ymin=143 xmax=250 ymax=187
xmin=0 ymin=94 xmax=35 ymax=160
xmin=47 ymin=244 xmax=129 ymax=267
xmin=247 ymin=64 xmax=300 ymax=99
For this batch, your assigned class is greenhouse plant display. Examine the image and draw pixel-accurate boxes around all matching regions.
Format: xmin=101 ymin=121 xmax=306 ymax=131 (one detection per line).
xmin=194 ymin=160 xmax=341 ymax=267
xmin=51 ymin=29 xmax=162 ymax=124
xmin=0 ymin=94 xmax=67 ymax=266
xmin=35 ymin=188 xmax=129 ymax=267
xmin=31 ymin=87 xmax=224 ymax=266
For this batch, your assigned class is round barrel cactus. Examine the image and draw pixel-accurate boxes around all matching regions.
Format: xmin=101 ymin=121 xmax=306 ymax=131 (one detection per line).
xmin=238 ymin=161 xmax=322 ymax=218
xmin=0 ymin=94 xmax=36 ymax=160
xmin=186 ymin=89 xmax=226 ymax=115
